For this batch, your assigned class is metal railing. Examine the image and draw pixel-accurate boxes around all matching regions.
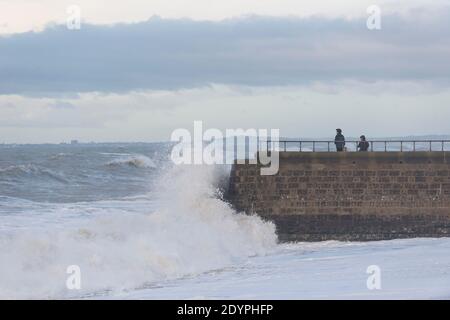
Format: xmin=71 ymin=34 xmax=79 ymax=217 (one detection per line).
xmin=259 ymin=140 xmax=450 ymax=152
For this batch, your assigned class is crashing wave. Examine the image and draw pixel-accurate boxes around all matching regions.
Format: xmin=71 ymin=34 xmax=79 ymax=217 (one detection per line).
xmin=0 ymin=164 xmax=277 ymax=299
xmin=107 ymin=155 xmax=156 ymax=169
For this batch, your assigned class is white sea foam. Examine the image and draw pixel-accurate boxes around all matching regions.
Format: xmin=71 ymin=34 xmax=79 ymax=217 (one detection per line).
xmin=0 ymin=164 xmax=277 ymax=299
xmin=106 ymin=154 xmax=157 ymax=169
xmin=120 ymin=238 xmax=450 ymax=300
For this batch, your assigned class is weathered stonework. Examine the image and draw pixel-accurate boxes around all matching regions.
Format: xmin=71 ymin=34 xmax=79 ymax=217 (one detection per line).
xmin=226 ymin=152 xmax=450 ymax=241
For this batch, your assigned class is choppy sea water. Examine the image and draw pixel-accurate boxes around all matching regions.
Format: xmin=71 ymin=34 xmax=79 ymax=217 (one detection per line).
xmin=1 ymin=142 xmax=450 ymax=299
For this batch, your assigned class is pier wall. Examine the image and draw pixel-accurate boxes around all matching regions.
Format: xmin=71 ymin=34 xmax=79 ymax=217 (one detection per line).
xmin=226 ymin=152 xmax=450 ymax=241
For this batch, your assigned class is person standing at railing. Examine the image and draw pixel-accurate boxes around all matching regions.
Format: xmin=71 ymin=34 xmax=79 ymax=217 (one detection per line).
xmin=335 ymin=128 xmax=346 ymax=152
xmin=357 ymin=135 xmax=370 ymax=152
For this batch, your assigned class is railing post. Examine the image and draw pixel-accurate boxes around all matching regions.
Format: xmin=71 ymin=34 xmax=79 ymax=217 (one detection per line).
xmin=313 ymin=141 xmax=315 ymax=152
xmin=400 ymin=141 xmax=403 ymax=152
xmin=430 ymin=141 xmax=432 ymax=152
xmin=299 ymin=141 xmax=302 ymax=152
xmin=385 ymin=141 xmax=387 ymax=152
xmin=442 ymin=141 xmax=445 ymax=152
xmin=370 ymin=141 xmax=373 ymax=152
xmin=284 ymin=141 xmax=286 ymax=152
xmin=327 ymin=142 xmax=330 ymax=152
xmin=413 ymin=141 xmax=416 ymax=152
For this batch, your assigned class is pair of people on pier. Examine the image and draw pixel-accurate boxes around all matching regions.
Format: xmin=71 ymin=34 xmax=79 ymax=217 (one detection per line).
xmin=335 ymin=129 xmax=369 ymax=152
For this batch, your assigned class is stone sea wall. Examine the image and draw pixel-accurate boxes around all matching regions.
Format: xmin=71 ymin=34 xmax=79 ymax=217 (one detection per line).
xmin=226 ymin=152 xmax=450 ymax=241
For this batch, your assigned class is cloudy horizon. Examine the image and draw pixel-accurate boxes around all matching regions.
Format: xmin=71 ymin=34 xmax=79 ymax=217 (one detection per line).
xmin=1 ymin=1 xmax=450 ymax=143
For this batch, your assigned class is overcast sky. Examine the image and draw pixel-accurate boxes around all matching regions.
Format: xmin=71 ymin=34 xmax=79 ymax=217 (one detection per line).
xmin=1 ymin=0 xmax=450 ymax=143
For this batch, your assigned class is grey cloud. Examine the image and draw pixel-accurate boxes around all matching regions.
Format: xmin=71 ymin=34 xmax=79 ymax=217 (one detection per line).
xmin=47 ymin=101 xmax=76 ymax=109
xmin=1 ymin=10 xmax=450 ymax=95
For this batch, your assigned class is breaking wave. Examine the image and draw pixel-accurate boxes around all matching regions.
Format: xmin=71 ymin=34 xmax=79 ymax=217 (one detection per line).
xmin=0 ymin=164 xmax=277 ymax=299
xmin=107 ymin=155 xmax=156 ymax=169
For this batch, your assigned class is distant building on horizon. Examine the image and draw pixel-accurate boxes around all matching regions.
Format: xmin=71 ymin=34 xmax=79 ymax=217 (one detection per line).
xmin=70 ymin=140 xmax=79 ymax=145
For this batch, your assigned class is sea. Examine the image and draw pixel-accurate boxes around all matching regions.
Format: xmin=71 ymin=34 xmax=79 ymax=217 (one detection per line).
xmin=1 ymin=141 xmax=450 ymax=299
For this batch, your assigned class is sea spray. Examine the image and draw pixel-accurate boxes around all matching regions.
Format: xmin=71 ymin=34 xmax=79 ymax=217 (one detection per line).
xmin=0 ymin=163 xmax=277 ymax=299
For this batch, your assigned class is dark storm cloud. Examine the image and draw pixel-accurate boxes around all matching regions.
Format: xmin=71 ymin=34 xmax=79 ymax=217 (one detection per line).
xmin=1 ymin=10 xmax=450 ymax=95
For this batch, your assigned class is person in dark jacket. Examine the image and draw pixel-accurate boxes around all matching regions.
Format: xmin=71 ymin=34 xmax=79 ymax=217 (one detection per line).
xmin=357 ymin=135 xmax=370 ymax=152
xmin=335 ymin=128 xmax=345 ymax=152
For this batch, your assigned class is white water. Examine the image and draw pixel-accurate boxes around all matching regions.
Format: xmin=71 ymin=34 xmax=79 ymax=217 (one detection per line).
xmin=0 ymin=164 xmax=277 ymax=299
xmin=106 ymin=154 xmax=157 ymax=168
xmin=120 ymin=238 xmax=450 ymax=300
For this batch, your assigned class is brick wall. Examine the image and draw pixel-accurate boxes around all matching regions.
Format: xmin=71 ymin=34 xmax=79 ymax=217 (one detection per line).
xmin=226 ymin=152 xmax=450 ymax=241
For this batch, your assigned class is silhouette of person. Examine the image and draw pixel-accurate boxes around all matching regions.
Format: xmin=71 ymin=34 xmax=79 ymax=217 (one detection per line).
xmin=357 ymin=135 xmax=370 ymax=152
xmin=335 ymin=129 xmax=345 ymax=152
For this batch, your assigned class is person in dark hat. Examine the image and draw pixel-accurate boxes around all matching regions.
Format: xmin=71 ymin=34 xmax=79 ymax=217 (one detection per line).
xmin=334 ymin=128 xmax=345 ymax=152
xmin=357 ymin=135 xmax=370 ymax=152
